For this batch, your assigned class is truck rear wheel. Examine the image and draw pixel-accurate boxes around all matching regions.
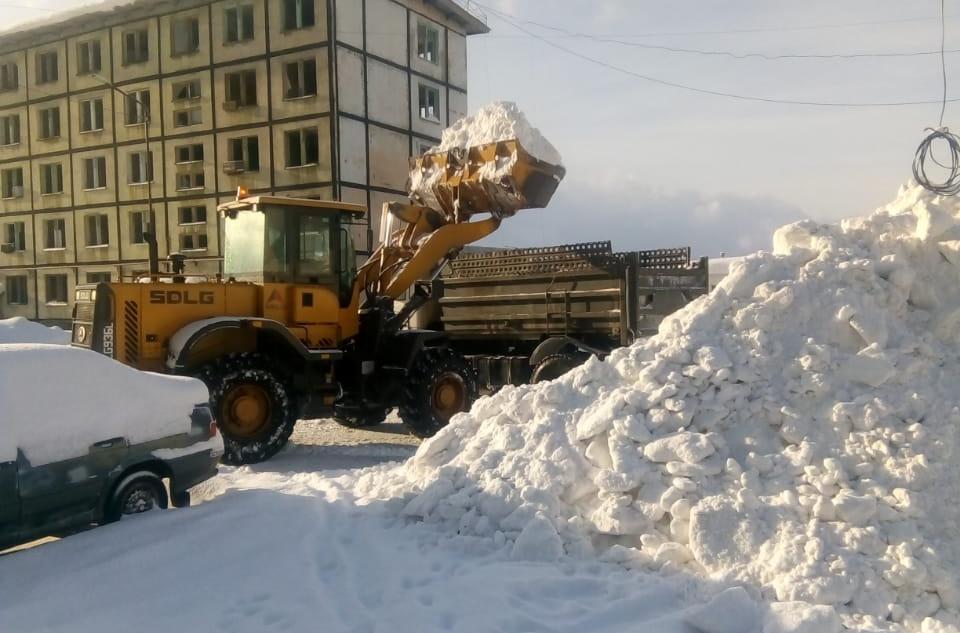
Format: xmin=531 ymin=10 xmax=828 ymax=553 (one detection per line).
xmin=531 ymin=353 xmax=581 ymax=383
xmin=400 ymin=347 xmax=478 ymax=438
xmin=198 ymin=353 xmax=297 ymax=465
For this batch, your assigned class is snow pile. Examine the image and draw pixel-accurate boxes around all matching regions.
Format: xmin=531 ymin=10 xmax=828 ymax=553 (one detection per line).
xmin=0 ymin=344 xmax=209 ymax=466
xmin=409 ymin=102 xmax=561 ymax=211
xmin=0 ymin=317 xmax=70 ymax=344
xmin=358 ymin=183 xmax=960 ymax=632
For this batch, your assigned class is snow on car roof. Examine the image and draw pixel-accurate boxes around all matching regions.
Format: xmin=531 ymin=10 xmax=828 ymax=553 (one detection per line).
xmin=0 ymin=344 xmax=208 ymax=466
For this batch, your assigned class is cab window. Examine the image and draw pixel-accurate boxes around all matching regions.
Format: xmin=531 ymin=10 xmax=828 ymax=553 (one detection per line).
xmin=297 ymin=214 xmax=332 ymax=281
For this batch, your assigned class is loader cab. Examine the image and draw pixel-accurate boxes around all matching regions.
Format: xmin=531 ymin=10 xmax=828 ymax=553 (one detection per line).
xmin=220 ymin=196 xmax=364 ymax=307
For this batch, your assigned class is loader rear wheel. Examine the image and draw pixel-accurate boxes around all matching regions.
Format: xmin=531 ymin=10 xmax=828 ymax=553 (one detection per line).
xmin=198 ymin=353 xmax=297 ymax=465
xmin=531 ymin=353 xmax=581 ymax=383
xmin=400 ymin=347 xmax=478 ymax=439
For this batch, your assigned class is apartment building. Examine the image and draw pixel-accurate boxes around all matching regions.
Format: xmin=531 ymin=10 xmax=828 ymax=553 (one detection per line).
xmin=0 ymin=0 xmax=487 ymax=322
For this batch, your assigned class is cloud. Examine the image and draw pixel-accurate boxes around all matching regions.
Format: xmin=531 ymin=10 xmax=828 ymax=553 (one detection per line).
xmin=481 ymin=178 xmax=810 ymax=258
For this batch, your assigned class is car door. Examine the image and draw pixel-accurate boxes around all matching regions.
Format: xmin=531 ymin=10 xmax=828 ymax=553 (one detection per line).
xmin=16 ymin=439 xmax=128 ymax=533
xmin=0 ymin=459 xmax=21 ymax=545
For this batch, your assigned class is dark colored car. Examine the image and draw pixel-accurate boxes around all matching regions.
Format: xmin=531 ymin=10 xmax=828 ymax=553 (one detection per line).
xmin=0 ymin=404 xmax=221 ymax=551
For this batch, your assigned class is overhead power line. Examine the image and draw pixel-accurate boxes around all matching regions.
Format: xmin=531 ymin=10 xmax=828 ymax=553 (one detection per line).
xmin=476 ymin=6 xmax=958 ymax=39
xmin=477 ymin=5 xmax=960 ymax=108
xmin=475 ymin=7 xmax=960 ymax=61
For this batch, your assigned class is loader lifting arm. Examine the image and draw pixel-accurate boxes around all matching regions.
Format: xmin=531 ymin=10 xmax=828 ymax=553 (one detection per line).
xmin=355 ymin=139 xmax=566 ymax=302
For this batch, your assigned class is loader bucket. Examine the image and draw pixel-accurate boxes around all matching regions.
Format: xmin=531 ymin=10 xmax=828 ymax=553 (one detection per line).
xmin=410 ymin=139 xmax=566 ymax=220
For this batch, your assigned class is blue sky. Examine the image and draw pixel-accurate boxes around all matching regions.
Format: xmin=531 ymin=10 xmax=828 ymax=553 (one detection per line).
xmin=5 ymin=0 xmax=957 ymax=255
xmin=465 ymin=1 xmax=956 ymax=254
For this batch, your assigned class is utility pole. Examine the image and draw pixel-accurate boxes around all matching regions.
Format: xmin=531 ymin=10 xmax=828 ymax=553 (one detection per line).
xmin=93 ymin=75 xmax=159 ymax=276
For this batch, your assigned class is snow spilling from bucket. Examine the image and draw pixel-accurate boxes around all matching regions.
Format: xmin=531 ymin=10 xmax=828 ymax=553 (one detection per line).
xmin=409 ymin=102 xmax=562 ymax=211
xmin=356 ymin=182 xmax=960 ymax=632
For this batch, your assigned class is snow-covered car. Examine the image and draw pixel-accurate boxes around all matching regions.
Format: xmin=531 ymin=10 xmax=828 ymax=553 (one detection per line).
xmin=0 ymin=344 xmax=223 ymax=549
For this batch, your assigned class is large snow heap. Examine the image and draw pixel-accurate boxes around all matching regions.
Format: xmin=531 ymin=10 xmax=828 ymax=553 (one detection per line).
xmin=356 ymin=183 xmax=960 ymax=632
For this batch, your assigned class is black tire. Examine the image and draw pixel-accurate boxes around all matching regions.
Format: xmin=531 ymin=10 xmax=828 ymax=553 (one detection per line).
xmin=400 ymin=347 xmax=478 ymax=439
xmin=531 ymin=353 xmax=581 ymax=383
xmin=106 ymin=471 xmax=168 ymax=522
xmin=197 ymin=353 xmax=297 ymax=465
xmin=333 ymin=410 xmax=386 ymax=429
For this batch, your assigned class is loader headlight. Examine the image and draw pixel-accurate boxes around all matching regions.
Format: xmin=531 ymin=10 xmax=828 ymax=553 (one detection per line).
xmin=91 ymin=289 xmax=97 ymax=301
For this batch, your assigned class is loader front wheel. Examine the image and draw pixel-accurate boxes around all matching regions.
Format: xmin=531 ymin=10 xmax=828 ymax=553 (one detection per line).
xmin=400 ymin=348 xmax=478 ymax=439
xmin=198 ymin=353 xmax=297 ymax=465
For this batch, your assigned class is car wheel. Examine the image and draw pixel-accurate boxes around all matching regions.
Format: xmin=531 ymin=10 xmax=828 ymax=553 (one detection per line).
xmin=106 ymin=471 xmax=169 ymax=522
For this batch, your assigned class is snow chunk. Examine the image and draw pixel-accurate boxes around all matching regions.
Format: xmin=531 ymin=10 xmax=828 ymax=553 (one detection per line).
xmin=511 ymin=514 xmax=563 ymax=562
xmin=685 ymin=587 xmax=759 ymax=633
xmin=644 ymin=432 xmax=715 ymax=464
xmin=762 ymin=602 xmax=840 ymax=633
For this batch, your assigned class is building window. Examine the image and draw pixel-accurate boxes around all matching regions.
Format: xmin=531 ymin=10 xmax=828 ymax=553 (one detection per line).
xmin=40 ymin=163 xmax=63 ymax=194
xmin=0 ymin=62 xmax=18 ymax=91
xmin=176 ymin=172 xmax=205 ymax=191
xmin=224 ymin=70 xmax=257 ymax=108
xmin=285 ymin=127 xmax=319 ymax=168
xmin=283 ymin=0 xmax=315 ymax=30
xmin=179 ymin=232 xmax=208 ymax=252
xmin=6 ymin=276 xmax=27 ymax=305
xmin=415 ymin=140 xmax=433 ymax=156
xmin=76 ymin=40 xmax=102 ymax=75
xmin=44 ymin=218 xmax=66 ymax=249
xmin=417 ymin=22 xmax=440 ymax=64
xmin=128 ymin=151 xmax=153 ymax=184
xmin=129 ymin=210 xmax=147 ymax=244
xmin=36 ymin=51 xmax=58 ymax=84
xmin=3 ymin=222 xmax=26 ymax=252
xmin=175 ymin=143 xmax=204 ymax=163
xmin=178 ymin=206 xmax=207 ymax=225
xmin=85 ymin=213 xmax=109 ymax=247
xmin=125 ymin=90 xmax=150 ymax=125
xmin=38 ymin=106 xmax=60 ymax=139
xmin=86 ymin=272 xmax=111 ymax=283
xmin=123 ymin=29 xmax=149 ymax=65
xmin=227 ymin=136 xmax=260 ymax=172
xmin=171 ymin=17 xmax=201 ymax=56
xmin=79 ymin=98 xmax=104 ymax=132
xmin=225 ymin=5 xmax=255 ymax=43
xmin=1 ymin=168 xmax=23 ymax=198
xmin=83 ymin=156 xmax=107 ymax=190
xmin=174 ymin=108 xmax=202 ymax=127
xmin=418 ymin=84 xmax=440 ymax=122
xmin=0 ymin=114 xmax=19 ymax=145
xmin=172 ymin=78 xmax=201 ymax=101
xmin=45 ymin=274 xmax=68 ymax=305
xmin=283 ymin=58 xmax=317 ymax=99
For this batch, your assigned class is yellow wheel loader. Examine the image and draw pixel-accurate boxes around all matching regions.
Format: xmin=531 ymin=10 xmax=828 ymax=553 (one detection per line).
xmin=71 ymin=141 xmax=565 ymax=464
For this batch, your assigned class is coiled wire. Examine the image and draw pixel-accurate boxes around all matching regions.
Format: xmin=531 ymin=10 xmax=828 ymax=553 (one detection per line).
xmin=913 ymin=128 xmax=960 ymax=196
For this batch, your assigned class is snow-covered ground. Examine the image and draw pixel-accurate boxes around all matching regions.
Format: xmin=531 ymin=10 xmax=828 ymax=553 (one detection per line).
xmin=0 ymin=421 xmax=735 ymax=633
